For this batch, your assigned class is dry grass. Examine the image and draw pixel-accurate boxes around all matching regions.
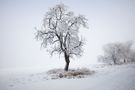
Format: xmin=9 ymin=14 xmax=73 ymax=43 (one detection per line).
xmin=47 ymin=68 xmax=95 ymax=79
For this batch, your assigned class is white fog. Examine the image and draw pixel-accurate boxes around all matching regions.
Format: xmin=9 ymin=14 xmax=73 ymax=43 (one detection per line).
xmin=0 ymin=0 xmax=135 ymax=90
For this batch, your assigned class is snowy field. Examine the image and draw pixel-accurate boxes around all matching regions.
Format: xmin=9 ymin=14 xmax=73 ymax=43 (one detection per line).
xmin=0 ymin=64 xmax=135 ymax=90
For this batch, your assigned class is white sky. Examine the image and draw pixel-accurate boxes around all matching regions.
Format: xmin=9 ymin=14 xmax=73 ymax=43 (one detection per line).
xmin=0 ymin=0 xmax=135 ymax=69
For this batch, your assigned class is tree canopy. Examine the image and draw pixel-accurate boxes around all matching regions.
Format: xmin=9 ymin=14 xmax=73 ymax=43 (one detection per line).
xmin=35 ymin=4 xmax=88 ymax=71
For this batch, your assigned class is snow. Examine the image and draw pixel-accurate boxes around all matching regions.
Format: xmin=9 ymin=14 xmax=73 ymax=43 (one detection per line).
xmin=0 ymin=64 xmax=135 ymax=90
xmin=46 ymin=68 xmax=94 ymax=79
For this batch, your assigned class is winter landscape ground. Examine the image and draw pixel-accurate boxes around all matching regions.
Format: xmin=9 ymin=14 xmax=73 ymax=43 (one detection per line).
xmin=0 ymin=63 xmax=135 ymax=90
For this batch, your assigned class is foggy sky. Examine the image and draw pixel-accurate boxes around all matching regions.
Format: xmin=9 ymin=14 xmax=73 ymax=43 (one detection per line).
xmin=0 ymin=0 xmax=135 ymax=69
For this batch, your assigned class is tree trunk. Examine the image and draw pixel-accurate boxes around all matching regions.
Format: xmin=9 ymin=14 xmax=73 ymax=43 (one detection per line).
xmin=124 ymin=58 xmax=126 ymax=63
xmin=113 ymin=58 xmax=117 ymax=64
xmin=114 ymin=59 xmax=116 ymax=64
xmin=112 ymin=55 xmax=117 ymax=64
xmin=64 ymin=52 xmax=70 ymax=71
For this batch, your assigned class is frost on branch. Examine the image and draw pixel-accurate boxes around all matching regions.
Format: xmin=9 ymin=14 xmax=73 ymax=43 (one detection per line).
xmin=35 ymin=4 xmax=88 ymax=71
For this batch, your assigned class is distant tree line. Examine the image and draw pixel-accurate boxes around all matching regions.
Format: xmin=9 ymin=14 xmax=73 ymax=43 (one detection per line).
xmin=98 ymin=41 xmax=135 ymax=65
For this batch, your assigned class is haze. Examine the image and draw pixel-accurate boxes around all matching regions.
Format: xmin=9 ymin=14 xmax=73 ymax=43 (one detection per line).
xmin=0 ymin=0 xmax=135 ymax=70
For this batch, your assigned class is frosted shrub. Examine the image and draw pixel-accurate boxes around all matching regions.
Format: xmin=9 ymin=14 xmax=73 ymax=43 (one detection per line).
xmin=47 ymin=68 xmax=95 ymax=79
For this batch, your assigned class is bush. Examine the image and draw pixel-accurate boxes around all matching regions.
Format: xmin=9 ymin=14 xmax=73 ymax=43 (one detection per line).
xmin=46 ymin=68 xmax=95 ymax=79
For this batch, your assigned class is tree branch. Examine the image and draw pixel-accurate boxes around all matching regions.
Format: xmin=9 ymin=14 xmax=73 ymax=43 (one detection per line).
xmin=73 ymin=41 xmax=83 ymax=49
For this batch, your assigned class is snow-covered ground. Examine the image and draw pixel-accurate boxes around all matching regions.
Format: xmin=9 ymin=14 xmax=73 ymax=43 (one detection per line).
xmin=0 ymin=64 xmax=135 ymax=90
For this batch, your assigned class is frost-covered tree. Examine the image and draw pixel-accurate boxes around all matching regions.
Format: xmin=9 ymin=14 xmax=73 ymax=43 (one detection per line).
xmin=98 ymin=41 xmax=134 ymax=64
xmin=130 ymin=50 xmax=135 ymax=62
xmin=120 ymin=41 xmax=133 ymax=63
xmin=103 ymin=43 xmax=121 ymax=64
xmin=35 ymin=4 xmax=88 ymax=71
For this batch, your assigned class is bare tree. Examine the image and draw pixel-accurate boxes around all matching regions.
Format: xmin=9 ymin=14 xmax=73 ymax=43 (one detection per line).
xmin=35 ymin=4 xmax=88 ymax=71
